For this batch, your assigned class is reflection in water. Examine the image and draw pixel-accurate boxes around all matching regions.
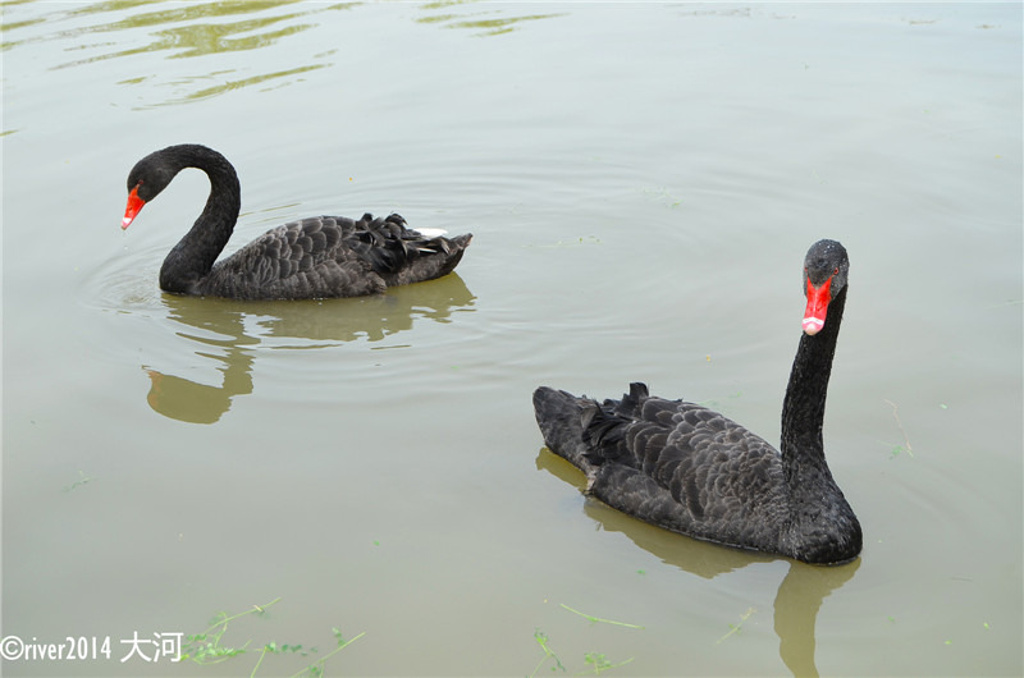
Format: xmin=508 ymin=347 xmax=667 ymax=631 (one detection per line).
xmin=144 ymin=299 xmax=258 ymax=425
xmin=536 ymin=449 xmax=860 ymax=678
xmin=2 ymin=0 xmax=563 ymax=107
xmin=774 ymin=559 xmax=859 ymax=678
xmin=416 ymin=1 xmax=565 ymax=37
xmin=4 ymin=0 xmax=346 ymax=105
xmin=145 ymin=274 xmax=474 ymax=424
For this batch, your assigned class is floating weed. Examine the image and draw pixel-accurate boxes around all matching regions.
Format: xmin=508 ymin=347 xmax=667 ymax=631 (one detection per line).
xmin=533 ymin=235 xmax=603 ymax=249
xmin=62 ymin=470 xmax=94 ymax=493
xmin=890 ymin=445 xmax=911 ymax=460
xmin=180 ymin=598 xmax=280 ymax=665
xmin=178 ymin=598 xmax=363 ymax=677
xmin=251 ymin=641 xmax=312 ymax=678
xmin=579 ymin=652 xmax=634 ymax=675
xmin=716 ymin=607 xmax=755 ymax=644
xmin=286 ymin=629 xmax=365 ymax=678
xmin=529 ymin=629 xmax=565 ymax=676
xmin=638 ymin=185 xmax=683 ymax=207
xmin=884 ymin=399 xmax=915 ymax=458
xmin=560 ymin=604 xmax=645 ymax=629
xmin=530 ymin=630 xmax=634 ymax=677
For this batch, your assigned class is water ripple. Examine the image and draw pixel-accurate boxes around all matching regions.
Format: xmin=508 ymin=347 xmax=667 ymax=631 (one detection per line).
xmin=2 ymin=0 xmax=565 ymax=109
xmin=2 ymin=0 xmax=348 ymax=106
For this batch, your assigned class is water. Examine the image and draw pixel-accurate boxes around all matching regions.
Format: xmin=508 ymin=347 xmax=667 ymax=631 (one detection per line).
xmin=2 ymin=2 xmax=1021 ymax=676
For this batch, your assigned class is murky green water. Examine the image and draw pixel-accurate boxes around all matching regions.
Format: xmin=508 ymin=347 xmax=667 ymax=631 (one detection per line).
xmin=2 ymin=2 xmax=1021 ymax=676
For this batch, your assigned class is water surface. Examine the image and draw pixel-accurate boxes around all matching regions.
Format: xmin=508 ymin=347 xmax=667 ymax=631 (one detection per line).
xmin=2 ymin=2 xmax=1021 ymax=676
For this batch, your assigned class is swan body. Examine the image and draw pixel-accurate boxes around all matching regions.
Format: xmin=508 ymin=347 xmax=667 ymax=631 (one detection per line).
xmin=121 ymin=144 xmax=472 ymax=300
xmin=533 ymin=239 xmax=861 ymax=565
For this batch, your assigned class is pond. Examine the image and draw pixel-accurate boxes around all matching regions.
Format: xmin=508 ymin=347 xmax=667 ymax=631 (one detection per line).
xmin=2 ymin=2 xmax=1021 ymax=676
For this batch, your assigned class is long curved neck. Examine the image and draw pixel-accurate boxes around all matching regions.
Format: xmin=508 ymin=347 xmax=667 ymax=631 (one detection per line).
xmin=780 ymin=287 xmax=846 ymax=477
xmin=159 ymin=145 xmax=241 ymax=294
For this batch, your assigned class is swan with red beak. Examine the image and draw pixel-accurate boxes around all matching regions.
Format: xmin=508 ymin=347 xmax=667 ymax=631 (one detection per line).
xmin=532 ymin=238 xmax=860 ymax=565
xmin=117 ymin=144 xmax=472 ymax=300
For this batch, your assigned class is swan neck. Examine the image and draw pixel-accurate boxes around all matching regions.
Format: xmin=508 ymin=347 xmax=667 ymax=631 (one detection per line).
xmin=780 ymin=287 xmax=846 ymax=467
xmin=160 ymin=146 xmax=241 ymax=293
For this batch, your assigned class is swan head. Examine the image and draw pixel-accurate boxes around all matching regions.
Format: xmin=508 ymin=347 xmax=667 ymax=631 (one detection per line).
xmin=122 ymin=144 xmax=225 ymax=230
xmin=122 ymin=150 xmax=181 ymax=229
xmin=801 ymin=239 xmax=849 ymax=336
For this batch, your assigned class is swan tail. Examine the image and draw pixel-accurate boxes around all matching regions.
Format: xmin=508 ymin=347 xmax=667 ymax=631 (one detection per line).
xmin=533 ymin=382 xmax=649 ymax=473
xmin=580 ymin=382 xmax=648 ymax=468
xmin=428 ymin=233 xmax=473 ymax=279
xmin=532 ymin=387 xmax=596 ymax=472
xmin=356 ymin=213 xmax=471 ymax=286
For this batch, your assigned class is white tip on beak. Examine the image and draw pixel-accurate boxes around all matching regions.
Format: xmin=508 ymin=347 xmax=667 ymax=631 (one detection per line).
xmin=802 ymin=317 xmax=825 ymax=335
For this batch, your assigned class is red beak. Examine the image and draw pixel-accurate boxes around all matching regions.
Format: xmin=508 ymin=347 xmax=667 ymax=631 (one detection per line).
xmin=122 ymin=186 xmax=146 ymax=230
xmin=802 ymin=276 xmax=833 ymax=335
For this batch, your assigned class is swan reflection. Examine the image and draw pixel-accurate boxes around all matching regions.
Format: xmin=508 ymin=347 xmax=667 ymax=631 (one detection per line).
xmin=144 ymin=274 xmax=474 ymax=424
xmin=535 ymin=448 xmax=860 ymax=678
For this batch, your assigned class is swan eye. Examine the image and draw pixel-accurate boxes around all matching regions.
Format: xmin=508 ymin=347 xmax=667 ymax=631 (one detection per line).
xmin=833 ymin=267 xmax=839 ymax=275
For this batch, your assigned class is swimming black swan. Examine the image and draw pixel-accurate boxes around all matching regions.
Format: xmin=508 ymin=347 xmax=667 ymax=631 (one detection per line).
xmin=533 ymin=239 xmax=861 ymax=565
xmin=121 ymin=144 xmax=472 ymax=300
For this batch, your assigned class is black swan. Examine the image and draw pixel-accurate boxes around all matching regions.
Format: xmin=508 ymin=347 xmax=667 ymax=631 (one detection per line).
xmin=533 ymin=239 xmax=861 ymax=565
xmin=121 ymin=144 xmax=472 ymax=300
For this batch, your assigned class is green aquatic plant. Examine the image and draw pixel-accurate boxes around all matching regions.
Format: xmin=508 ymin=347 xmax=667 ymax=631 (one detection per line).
xmin=581 ymin=652 xmax=634 ymax=675
xmin=529 ymin=604 xmax=642 ymax=677
xmin=179 ymin=597 xmax=363 ymax=677
xmin=62 ymin=470 xmax=94 ymax=493
xmin=559 ymin=604 xmax=644 ymax=630
xmin=287 ymin=629 xmax=365 ymax=678
xmin=180 ymin=598 xmax=276 ymax=666
xmin=529 ymin=629 xmax=565 ymax=676
xmin=529 ymin=630 xmax=634 ymax=677
xmin=885 ymin=399 xmax=915 ymax=458
xmin=716 ymin=607 xmax=756 ymax=644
